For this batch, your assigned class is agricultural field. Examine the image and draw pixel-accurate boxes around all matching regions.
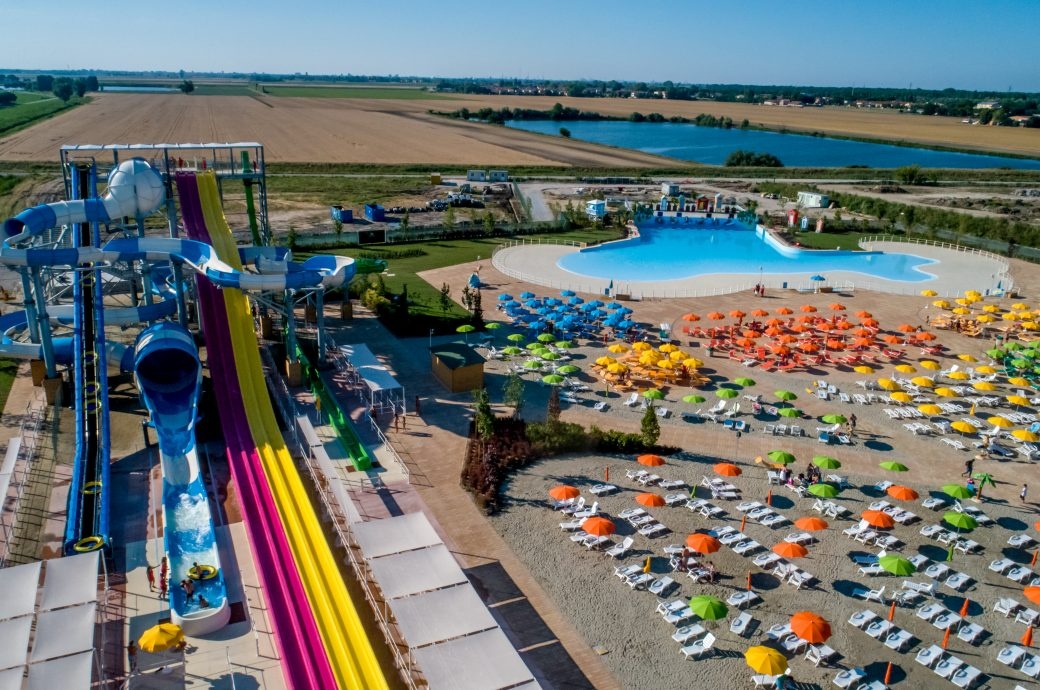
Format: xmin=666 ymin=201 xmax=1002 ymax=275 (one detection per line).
xmin=0 ymin=93 xmax=84 ymax=137
xmin=259 ymin=85 xmax=449 ymax=99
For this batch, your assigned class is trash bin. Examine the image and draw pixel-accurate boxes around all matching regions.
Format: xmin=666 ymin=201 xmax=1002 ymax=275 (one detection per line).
xmin=782 ymin=282 xmax=788 ymax=289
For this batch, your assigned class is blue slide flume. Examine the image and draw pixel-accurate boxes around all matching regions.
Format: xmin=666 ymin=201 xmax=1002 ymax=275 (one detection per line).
xmin=135 ymin=322 xmax=230 ymax=634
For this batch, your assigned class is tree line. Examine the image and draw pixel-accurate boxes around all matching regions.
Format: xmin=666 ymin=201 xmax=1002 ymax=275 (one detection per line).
xmin=441 ymin=102 xmax=749 ymax=130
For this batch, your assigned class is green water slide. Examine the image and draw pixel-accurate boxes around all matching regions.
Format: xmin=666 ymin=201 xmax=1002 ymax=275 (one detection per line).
xmin=296 ymin=345 xmax=374 ymax=470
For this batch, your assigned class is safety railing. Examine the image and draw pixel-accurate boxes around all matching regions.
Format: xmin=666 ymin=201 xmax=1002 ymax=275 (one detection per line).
xmin=0 ymin=386 xmax=48 ymax=567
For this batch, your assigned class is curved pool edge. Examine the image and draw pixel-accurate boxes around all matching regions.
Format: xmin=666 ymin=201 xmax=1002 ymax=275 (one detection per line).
xmin=492 ymin=240 xmax=1012 ymax=299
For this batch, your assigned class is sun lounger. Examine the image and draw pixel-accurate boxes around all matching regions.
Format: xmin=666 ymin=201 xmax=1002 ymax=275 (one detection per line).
xmin=885 ymin=628 xmax=914 ymax=651
xmin=852 ymin=585 xmax=885 ymax=602
xmin=589 ymin=484 xmax=618 ymax=496
xmin=1023 ymin=655 xmax=1040 ymax=679
xmin=957 ymin=622 xmax=984 ymax=645
xmin=625 ymin=572 xmax=655 ymax=589
xmin=606 ymin=536 xmax=635 ymax=559
xmin=679 ymin=632 xmax=716 ymax=660
xmin=944 ymin=572 xmax=972 ymax=591
xmin=664 ymin=493 xmax=689 ymax=506
xmin=1008 ymin=567 xmax=1036 ymax=584
xmin=951 ymin=664 xmax=982 ymax=689
xmin=648 ymin=575 xmax=676 ymax=597
xmin=671 ymin=623 xmax=706 ymax=645
xmin=726 ymin=590 xmax=760 ymax=609
xmin=916 ymin=644 xmax=945 ymax=668
xmin=933 ymin=612 xmax=963 ymax=630
xmin=615 ymin=564 xmax=643 ymax=579
xmin=639 ymin=523 xmax=669 ymax=538
xmin=848 ymin=609 xmax=878 ymax=629
xmin=935 ymin=655 xmax=964 ymax=680
xmin=997 ymin=645 xmax=1027 ymax=668
xmin=752 ymin=675 xmax=779 ymax=688
xmin=865 ymin=619 xmax=893 ymax=639
xmin=753 ymin=552 xmax=783 ymax=569
xmin=766 ymin=622 xmax=793 ymax=641
xmin=730 ymin=611 xmax=753 ymax=637
xmin=657 ymin=598 xmax=687 ymax=616
xmin=1015 ymin=608 xmax=1040 ymax=626
xmin=659 ymin=479 xmax=687 ymax=490
xmin=1008 ymin=534 xmax=1036 ymax=548
xmin=833 ymin=668 xmax=867 ymax=689
xmin=994 ymin=597 xmax=1021 ymax=617
xmin=559 ymin=519 xmax=584 ymax=531
xmin=859 ymin=563 xmax=886 ymax=576
xmin=719 ymin=531 xmax=746 ymax=546
xmin=733 ymin=540 xmax=762 ymax=556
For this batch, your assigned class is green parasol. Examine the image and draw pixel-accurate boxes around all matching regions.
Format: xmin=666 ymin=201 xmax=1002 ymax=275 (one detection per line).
xmin=537 ymin=333 xmax=557 ymax=343
xmin=683 ymin=394 xmax=707 ymax=404
xmin=734 ymin=377 xmax=757 ymax=387
xmin=688 ymin=595 xmax=728 ymax=621
xmin=880 ymin=461 xmax=909 ymax=472
xmin=821 ymin=414 xmax=847 ymax=425
xmin=812 ymin=455 xmax=841 ymax=469
xmin=943 ymin=511 xmax=978 ymax=531
xmin=507 ymin=333 xmax=526 ymax=343
xmin=502 ymin=346 xmax=523 ymax=355
xmin=717 ymin=389 xmax=740 ymax=399
xmin=556 ymin=364 xmax=580 ymax=375
xmin=775 ymin=390 xmax=798 ymax=401
xmin=807 ymin=483 xmax=840 ymax=498
xmin=942 ymin=484 xmax=973 ymax=499
xmin=778 ymin=407 xmax=802 ymax=418
xmin=541 ymin=374 xmax=566 ymax=385
xmin=554 ymin=340 xmax=574 ymax=349
xmin=767 ymin=450 xmax=797 ymax=465
xmin=643 ymin=389 xmax=665 ymax=400
xmin=523 ymin=360 xmax=543 ymax=370
xmin=485 ymin=322 xmax=503 ymax=330
xmin=878 ymin=554 xmax=916 ymax=576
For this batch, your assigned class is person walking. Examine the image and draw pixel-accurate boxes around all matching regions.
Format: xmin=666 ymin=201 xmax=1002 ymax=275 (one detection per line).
xmin=146 ymin=565 xmax=156 ymax=591
xmin=962 ymin=457 xmax=975 ymax=478
xmin=159 ymin=576 xmax=168 ymax=600
xmin=849 ymin=413 xmax=857 ymax=435
xmin=127 ymin=641 xmax=138 ymax=673
xmin=1022 ymin=484 xmax=1029 ymax=503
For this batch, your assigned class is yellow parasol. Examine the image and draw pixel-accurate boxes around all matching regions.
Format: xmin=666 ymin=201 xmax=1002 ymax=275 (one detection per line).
xmin=1007 ymin=395 xmax=1031 ymax=407
xmin=918 ymin=404 xmax=943 ymax=416
xmin=976 ymin=314 xmax=995 ymax=323
xmin=957 ymin=354 xmax=978 ymax=362
xmin=890 ymin=392 xmax=912 ymax=404
xmin=1007 ymin=376 xmax=1031 ymax=387
xmin=932 ymin=300 xmax=951 ymax=309
xmin=632 ymin=341 xmax=653 ymax=351
xmin=1013 ymin=429 xmax=1039 ymax=442
xmin=973 ymin=365 xmax=996 ymax=375
xmin=910 ymin=376 xmax=935 ymax=388
xmin=933 ymin=387 xmax=959 ymax=398
xmin=919 ymin=360 xmax=941 ymax=371
xmin=659 ymin=343 xmax=679 ymax=353
xmin=988 ymin=416 xmax=1014 ymax=428
xmin=895 ymin=364 xmax=916 ymax=373
xmin=947 ymin=371 xmax=970 ymax=380
xmin=877 ymin=378 xmax=902 ymax=391
xmin=950 ymin=421 xmax=977 ymax=435
xmin=595 ymin=356 xmax=616 ymax=367
xmin=854 ymin=365 xmax=875 ymax=374
xmin=607 ymin=343 xmax=629 ymax=354
xmin=921 ymin=289 xmax=938 ymax=297
xmin=138 ymin=623 xmax=185 ymax=653
xmin=972 ymin=381 xmax=997 ymax=391
xmin=683 ymin=357 xmax=704 ymax=369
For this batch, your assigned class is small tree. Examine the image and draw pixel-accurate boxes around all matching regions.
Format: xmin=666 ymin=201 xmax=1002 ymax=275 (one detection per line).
xmin=400 ymin=210 xmax=410 ymax=233
xmin=641 ymin=403 xmax=660 ymax=446
xmin=439 ymin=282 xmax=452 ymax=315
xmin=443 ymin=205 xmax=456 ymax=229
xmin=53 ymin=78 xmax=74 ymax=102
xmin=503 ymin=372 xmax=525 ymax=419
xmin=474 ymin=388 xmax=494 ymax=440
xmin=559 ymin=126 xmax=571 ymax=138
xmin=286 ymin=225 xmax=298 ymax=250
xmin=333 ymin=218 xmax=343 ymax=240
xmin=470 ymin=287 xmax=484 ymax=329
xmin=179 ymin=79 xmax=195 ymax=94
xmin=482 ymin=211 xmax=495 ymax=236
xmin=546 ymin=386 xmax=561 ymax=425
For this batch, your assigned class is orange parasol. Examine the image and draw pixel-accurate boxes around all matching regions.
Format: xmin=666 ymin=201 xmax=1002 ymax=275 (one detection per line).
xmin=549 ymin=485 xmax=580 ymax=501
xmin=862 ymin=510 xmax=895 ymax=529
xmin=771 ymin=344 xmax=791 ymax=355
xmin=682 ymin=313 xmax=701 ymax=322
xmin=790 ymin=324 xmax=811 ymax=333
xmin=635 ymin=493 xmax=666 ymax=507
xmin=887 ymin=485 xmax=919 ymax=501
xmin=790 ymin=611 xmax=832 ymax=643
xmin=751 ymin=309 xmax=770 ymax=317
xmin=730 ymin=310 xmax=747 ymax=319
xmin=1022 ymin=625 xmax=1033 ymax=647
xmin=735 ymin=337 xmax=756 ymax=349
xmin=766 ymin=318 xmax=784 ymax=326
xmin=897 ymin=324 xmax=917 ymax=333
xmin=882 ymin=334 xmax=902 ymax=344
xmin=861 ymin=318 xmax=879 ymax=327
xmin=773 ymin=542 xmax=809 ymax=558
xmin=765 ymin=326 xmax=784 ymax=337
xmin=686 ymin=533 xmax=721 ymax=554
xmin=852 ymin=337 xmax=874 ymax=348
xmin=778 ymin=334 xmax=798 ymax=344
xmin=637 ymin=454 xmax=665 ymax=466
xmin=743 ymin=329 xmax=763 ymax=338
xmin=794 ymin=516 xmax=828 ymax=531
xmin=799 ymin=341 xmax=821 ymax=353
xmin=707 ymin=311 xmax=725 ymax=320
xmin=959 ymin=598 xmax=970 ymax=617
xmin=856 ymin=310 xmax=872 ymax=318
xmin=826 ymin=339 xmax=846 ymax=350
xmin=942 ymin=627 xmax=952 ymax=649
xmin=832 ymin=320 xmax=852 ymax=330
xmin=714 ymin=462 xmax=742 ymax=476
xmin=801 ymin=305 xmax=818 ymax=313
xmin=915 ymin=331 xmax=937 ymax=341
xmin=797 ymin=314 xmax=816 ymax=323
xmin=829 ymin=303 xmax=846 ymax=311
xmin=582 ymin=516 xmax=616 ymax=536
xmin=775 ymin=307 xmax=793 ymax=315
xmin=1024 ymin=586 xmax=1040 ymax=606
xmin=852 ymin=327 xmax=874 ymax=337
xmin=816 ymin=322 xmax=833 ymax=332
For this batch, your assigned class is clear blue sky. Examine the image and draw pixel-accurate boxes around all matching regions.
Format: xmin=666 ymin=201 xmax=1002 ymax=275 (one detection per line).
xmin=6 ymin=0 xmax=1038 ymax=91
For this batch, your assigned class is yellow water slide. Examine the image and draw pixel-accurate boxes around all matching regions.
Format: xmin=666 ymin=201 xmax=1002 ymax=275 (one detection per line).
xmin=197 ymin=173 xmax=388 ymax=690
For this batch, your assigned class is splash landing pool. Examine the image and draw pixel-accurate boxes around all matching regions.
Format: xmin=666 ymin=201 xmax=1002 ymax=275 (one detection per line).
xmin=558 ymin=219 xmax=937 ymax=283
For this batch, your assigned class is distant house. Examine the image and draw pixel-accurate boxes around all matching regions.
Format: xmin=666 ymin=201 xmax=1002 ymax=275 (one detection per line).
xmin=797 ymin=192 xmax=829 ymax=209
xmin=466 ymin=170 xmax=487 ymax=182
xmin=489 ymin=170 xmax=509 ymax=182
xmin=975 ymin=101 xmax=1000 ymax=110
xmin=661 ymin=182 xmax=680 ymax=197
xmin=585 ymin=199 xmax=606 ymax=220
xmin=1010 ymin=115 xmax=1032 ymax=126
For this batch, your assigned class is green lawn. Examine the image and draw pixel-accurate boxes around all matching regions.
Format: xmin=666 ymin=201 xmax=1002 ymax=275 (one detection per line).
xmin=0 ymin=96 xmax=84 ymax=136
xmin=261 ymin=85 xmax=449 ymax=100
xmin=267 ymin=174 xmax=431 ymax=206
xmin=317 ymin=227 xmax=621 ymax=336
xmin=790 ymin=230 xmax=873 ymax=250
xmin=0 ymin=358 xmax=20 ymax=413
xmin=14 ymin=92 xmax=53 ymax=104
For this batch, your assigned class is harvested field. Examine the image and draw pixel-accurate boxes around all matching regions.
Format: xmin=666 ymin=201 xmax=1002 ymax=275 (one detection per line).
xmin=0 ymin=93 xmax=676 ymax=167
xmin=449 ymin=95 xmax=1040 ymax=158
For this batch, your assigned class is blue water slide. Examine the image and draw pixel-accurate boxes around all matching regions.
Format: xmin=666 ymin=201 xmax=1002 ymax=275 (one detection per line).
xmin=135 ymin=322 xmax=230 ymax=635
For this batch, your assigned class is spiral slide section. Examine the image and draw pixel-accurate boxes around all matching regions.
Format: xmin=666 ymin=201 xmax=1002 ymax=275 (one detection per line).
xmin=176 ymin=173 xmax=335 ymax=690
xmin=135 ymin=323 xmax=231 ymax=635
xmin=185 ymin=171 xmax=389 ymax=690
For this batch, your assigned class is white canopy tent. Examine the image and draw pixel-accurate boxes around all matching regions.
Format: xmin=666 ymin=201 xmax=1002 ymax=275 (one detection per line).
xmin=27 ymin=651 xmax=93 ymax=690
xmin=387 ymin=585 xmax=498 ymax=649
xmin=0 ymin=667 xmax=25 ymax=690
xmin=0 ymin=616 xmax=32 ymax=670
xmin=367 ymin=545 xmax=468 ymax=600
xmin=40 ymin=552 xmax=99 ymax=611
xmin=412 ymin=628 xmax=538 ymax=690
xmin=0 ymin=561 xmax=41 ymax=621
xmin=353 ymin=511 xmax=441 ymax=558
xmin=30 ymin=603 xmax=96 ymax=663
xmin=339 ymin=344 xmax=405 ymax=414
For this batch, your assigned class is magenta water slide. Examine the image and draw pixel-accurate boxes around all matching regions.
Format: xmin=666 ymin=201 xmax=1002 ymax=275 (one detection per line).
xmin=176 ymin=173 xmax=336 ymax=690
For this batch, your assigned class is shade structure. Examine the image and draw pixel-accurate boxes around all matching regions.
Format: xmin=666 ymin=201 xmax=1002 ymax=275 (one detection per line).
xmin=890 ymin=392 xmax=912 ymax=404
xmin=790 ymin=611 xmax=832 ymax=643
xmin=387 ymin=583 xmax=500 ymax=650
xmin=821 ymin=414 xmax=846 ymax=425
xmin=0 ymin=560 xmax=41 ymax=621
xmin=682 ymin=394 xmax=706 ymax=404
xmin=919 ymin=360 xmax=941 ymax=370
xmin=795 ymin=516 xmax=828 ymax=531
xmin=773 ymin=542 xmax=809 ymax=558
xmin=951 ymin=421 xmax=977 ymax=435
xmin=778 ymin=407 xmax=802 ymax=418
xmin=716 ymin=388 xmax=740 ymax=399
xmin=880 ymin=461 xmax=909 ymax=472
xmin=775 ymin=390 xmax=798 ymax=401
xmin=1024 ymin=586 xmax=1040 ymax=606
xmin=988 ymin=416 xmax=1014 ymax=428
xmin=714 ymin=462 xmax=742 ymax=477
xmin=767 ymin=450 xmax=797 ymax=465
xmin=686 ymin=533 xmax=721 ymax=554
xmin=581 ymin=516 xmax=616 ymax=536
xmin=942 ymin=484 xmax=973 ymax=499
xmin=943 ymin=512 xmax=978 ymax=531
xmin=26 ymin=652 xmax=93 ymax=690
xmin=918 ymin=404 xmax=943 ymax=416
xmin=877 ymin=378 xmax=902 ymax=391
xmin=549 ymin=485 xmax=580 ymax=501
xmin=688 ymin=595 xmax=728 ymax=621
xmin=745 ymin=646 xmax=788 ymax=675
xmin=643 ymin=388 xmax=665 ymax=400
xmin=138 ymin=622 xmax=185 ymax=653
xmin=862 ymin=510 xmax=895 ymax=529
xmin=637 ymin=454 xmax=665 ymax=466
xmin=887 ymin=485 xmax=919 ymax=501
xmin=1013 ymin=429 xmax=1040 ymax=442
xmin=807 ymin=483 xmax=840 ymax=498
xmin=879 ymin=555 xmax=916 ymax=576
xmin=636 ymin=493 xmax=666 ymax=507
xmin=412 ymin=628 xmax=536 ymax=690
xmin=812 ymin=455 xmax=841 ymax=469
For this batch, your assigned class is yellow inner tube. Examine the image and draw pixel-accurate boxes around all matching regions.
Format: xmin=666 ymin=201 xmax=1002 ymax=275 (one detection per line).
xmin=82 ymin=481 xmax=102 ymax=495
xmin=188 ymin=564 xmax=217 ymax=580
xmin=73 ymin=535 xmax=104 ymax=552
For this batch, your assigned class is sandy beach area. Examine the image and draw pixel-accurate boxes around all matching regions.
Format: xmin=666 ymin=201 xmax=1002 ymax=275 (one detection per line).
xmin=489 ymin=451 xmax=1038 ymax=690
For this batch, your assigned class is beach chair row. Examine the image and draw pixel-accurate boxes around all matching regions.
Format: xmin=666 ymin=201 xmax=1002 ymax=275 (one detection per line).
xmin=848 ymin=608 xmax=916 ymax=652
xmin=998 ymin=645 xmax=1040 ymax=682
xmin=916 ymin=644 xmax=985 ymax=688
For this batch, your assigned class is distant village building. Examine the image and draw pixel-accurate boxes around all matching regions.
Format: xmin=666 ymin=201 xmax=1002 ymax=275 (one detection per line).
xmin=797 ymin=192 xmax=830 ymax=209
xmin=661 ymin=182 xmax=680 ymax=196
xmin=466 ymin=170 xmax=487 ymax=182
xmin=489 ymin=170 xmax=509 ymax=182
xmin=975 ymin=101 xmax=1000 ymax=110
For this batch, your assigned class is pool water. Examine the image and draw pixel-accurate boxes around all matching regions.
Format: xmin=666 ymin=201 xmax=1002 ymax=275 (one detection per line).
xmin=557 ymin=219 xmax=937 ymax=283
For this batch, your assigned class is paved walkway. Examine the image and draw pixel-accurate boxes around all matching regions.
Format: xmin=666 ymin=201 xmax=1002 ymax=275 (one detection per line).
xmin=321 ymin=305 xmax=619 ymax=690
